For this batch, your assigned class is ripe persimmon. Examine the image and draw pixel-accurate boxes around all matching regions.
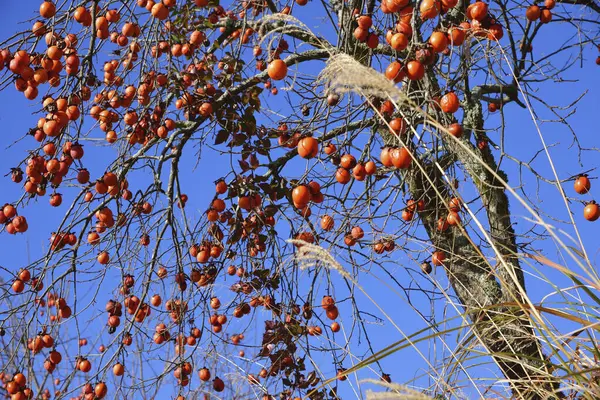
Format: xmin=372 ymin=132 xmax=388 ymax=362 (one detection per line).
xmin=389 ymin=118 xmax=406 ymax=134
xmin=267 ymin=59 xmax=287 ymax=81
xmin=113 ymin=363 xmax=124 ymax=376
xmin=97 ymin=251 xmax=110 ymax=265
xmin=78 ymin=358 xmax=92 ymax=372
xmin=335 ymin=168 xmax=351 ymax=184
xmin=440 ymin=92 xmax=460 ymax=113
xmin=320 ymin=215 xmax=334 ymax=231
xmin=429 ymin=31 xmax=448 ymax=53
xmin=3 ymin=204 xmax=16 ymax=219
xmin=432 ymin=250 xmax=446 ymax=266
xmin=199 ymin=367 xmax=211 ymax=381
xmin=380 ymin=147 xmax=393 ymax=167
xmin=94 ymin=382 xmax=107 ymax=398
xmin=297 ymin=137 xmax=319 ymax=159
xmin=468 ymin=1 xmax=488 ymax=21
xmin=526 ymin=5 xmax=541 ymax=21
xmin=340 ymin=154 xmax=357 ymax=169
xmin=292 ymin=185 xmax=311 ymax=208
xmin=18 ymin=269 xmax=31 ymax=282
xmin=391 ymin=147 xmax=411 ymax=169
xmin=351 ymin=226 xmax=364 ymax=240
xmin=390 ymin=33 xmax=408 ymax=51
xmin=402 ymin=210 xmax=414 ymax=221
xmin=210 ymin=297 xmax=221 ymax=309
xmin=447 ymin=122 xmax=463 ymax=138
xmin=406 ymin=60 xmax=425 ymax=80
xmin=420 ymin=0 xmax=441 ymax=19
xmin=151 ymin=2 xmax=169 ymax=20
xmin=40 ymin=2 xmax=57 ymax=18
xmin=446 ymin=211 xmax=461 ymax=226
xmin=574 ymin=175 xmax=591 ymax=194
xmin=12 ymin=279 xmax=25 ymax=293
xmin=584 ymin=201 xmax=599 ymax=221
xmin=364 ymin=160 xmax=377 ymax=175
xmin=385 ymin=61 xmax=405 ymax=83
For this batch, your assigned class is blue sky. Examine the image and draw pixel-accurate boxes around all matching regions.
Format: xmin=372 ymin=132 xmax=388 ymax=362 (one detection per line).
xmin=0 ymin=1 xmax=599 ymax=399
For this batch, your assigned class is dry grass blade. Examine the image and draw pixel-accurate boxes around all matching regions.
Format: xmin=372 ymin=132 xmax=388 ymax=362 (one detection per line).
xmin=289 ymin=239 xmax=351 ymax=279
xmin=318 ymin=53 xmax=408 ymax=104
xmin=362 ymin=379 xmax=436 ymax=400
xmin=317 ymin=50 xmax=600 ymax=394
xmin=256 ymin=13 xmax=329 ymax=50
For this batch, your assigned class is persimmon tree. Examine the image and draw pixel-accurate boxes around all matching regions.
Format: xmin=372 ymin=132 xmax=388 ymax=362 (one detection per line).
xmin=0 ymin=0 xmax=599 ymax=400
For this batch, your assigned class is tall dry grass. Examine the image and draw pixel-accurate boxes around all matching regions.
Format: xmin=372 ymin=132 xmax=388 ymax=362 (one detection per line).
xmin=284 ymin=51 xmax=600 ymax=399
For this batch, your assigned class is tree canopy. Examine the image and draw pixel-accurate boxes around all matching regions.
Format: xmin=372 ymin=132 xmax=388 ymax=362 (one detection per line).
xmin=0 ymin=0 xmax=599 ymax=400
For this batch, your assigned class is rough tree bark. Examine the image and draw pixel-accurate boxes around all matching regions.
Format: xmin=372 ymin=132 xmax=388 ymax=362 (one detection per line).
xmin=387 ymin=98 xmax=559 ymax=399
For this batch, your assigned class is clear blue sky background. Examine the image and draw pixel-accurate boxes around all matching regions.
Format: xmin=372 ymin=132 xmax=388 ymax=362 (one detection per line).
xmin=0 ymin=1 xmax=599 ymax=399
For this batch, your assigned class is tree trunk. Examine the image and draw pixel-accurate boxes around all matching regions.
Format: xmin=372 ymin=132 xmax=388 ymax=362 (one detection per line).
xmin=397 ymin=102 xmax=560 ymax=399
